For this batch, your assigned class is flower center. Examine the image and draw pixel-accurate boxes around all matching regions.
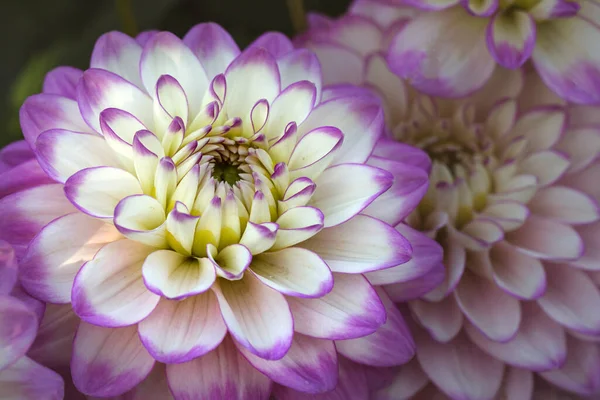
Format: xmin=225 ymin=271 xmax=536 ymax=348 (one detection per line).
xmin=211 ymin=161 xmax=242 ymax=185
xmin=419 ymin=137 xmax=479 ymax=172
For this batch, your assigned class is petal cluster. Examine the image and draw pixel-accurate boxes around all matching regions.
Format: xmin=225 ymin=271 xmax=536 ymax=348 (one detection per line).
xmin=301 ymin=2 xmax=600 ymax=399
xmin=1 ymin=23 xmax=430 ymax=398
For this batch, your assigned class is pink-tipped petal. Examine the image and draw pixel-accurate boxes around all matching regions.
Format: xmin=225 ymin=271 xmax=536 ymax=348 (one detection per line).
xmin=0 ymin=295 xmax=38 ymax=370
xmin=140 ymin=31 xmax=208 ymax=115
xmin=71 ymin=322 xmax=155 ymax=397
xmin=20 ymin=212 xmax=121 ymax=304
xmin=505 ymin=215 xmax=583 ymax=261
xmin=0 ymin=184 xmax=76 ymax=258
xmin=0 ymin=356 xmax=65 ymax=400
xmin=309 ymin=163 xmax=393 ymax=227
xmin=529 ymin=186 xmax=600 ymax=225
xmin=251 ymin=248 xmax=333 ymax=298
xmin=383 ymin=262 xmax=446 ymax=302
xmin=19 ymin=94 xmax=93 ymax=148
xmin=415 ymin=331 xmax=504 ymax=400
xmin=371 ymin=139 xmax=432 ymax=173
xmin=490 ymin=241 xmax=547 ymax=300
xmin=539 ymin=334 xmax=600 ymax=395
xmin=336 ymin=288 xmax=415 ymax=367
xmin=298 ymin=96 xmax=384 ymax=165
xmin=35 ymin=129 xmax=120 ymax=182
xmin=466 ymin=302 xmax=566 ymax=371
xmin=213 ymin=272 xmax=293 ymax=360
xmin=272 ymin=357 xmax=369 ymax=400
xmin=90 ymin=31 xmax=144 ymax=89
xmin=388 ymin=7 xmax=495 ymax=98
xmin=303 ymin=42 xmax=364 ymax=86
xmin=364 ymin=157 xmax=430 ymax=226
xmin=43 ymin=66 xmax=83 ymax=99
xmin=248 ymin=32 xmax=294 ymax=58
xmin=224 ymin=47 xmax=281 ymax=118
xmin=486 ymin=10 xmax=536 ymax=69
xmin=538 ymin=263 xmax=600 ymax=334
xmin=77 ymin=69 xmax=153 ymax=133
xmin=410 ymin=296 xmax=463 ymax=343
xmin=265 ymin=80 xmax=316 ymax=141
xmin=138 ymin=291 xmax=226 ymax=363
xmin=183 ymin=23 xmax=241 ymax=80
xmin=276 ymin=49 xmax=322 ymax=99
xmin=301 ymin=215 xmax=412 ymax=274
xmin=71 ymin=239 xmax=159 ymax=327
xmin=0 ymin=158 xmax=54 ymax=200
xmin=0 ymin=140 xmax=34 ymax=172
xmin=237 ymin=333 xmax=338 ymax=394
xmin=533 ymin=17 xmax=600 ymax=104
xmin=166 ymin=335 xmax=271 ymax=400
xmin=455 ymin=269 xmax=521 ymax=342
xmin=64 ymin=166 xmax=142 ymax=218
xmin=366 ymin=223 xmax=443 ymax=285
xmin=288 ymin=272 xmax=386 ymax=340
xmin=135 ymin=30 xmax=158 ymax=46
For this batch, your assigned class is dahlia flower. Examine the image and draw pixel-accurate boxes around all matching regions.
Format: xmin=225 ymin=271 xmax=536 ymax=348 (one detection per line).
xmin=0 ymin=143 xmax=63 ymax=399
xmin=360 ymin=0 xmax=600 ymax=104
xmin=301 ymin=2 xmax=600 ymax=399
xmin=0 ymin=23 xmax=433 ymax=398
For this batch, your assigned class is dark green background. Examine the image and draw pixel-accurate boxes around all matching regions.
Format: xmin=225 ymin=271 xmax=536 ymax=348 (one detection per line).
xmin=0 ymin=0 xmax=352 ymax=147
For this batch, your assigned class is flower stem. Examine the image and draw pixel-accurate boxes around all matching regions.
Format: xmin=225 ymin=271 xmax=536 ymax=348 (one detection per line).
xmin=286 ymin=0 xmax=307 ymax=34
xmin=115 ymin=0 xmax=138 ymax=37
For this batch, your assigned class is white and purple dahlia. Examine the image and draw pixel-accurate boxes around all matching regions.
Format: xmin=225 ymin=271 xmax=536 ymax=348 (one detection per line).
xmin=0 ymin=23 xmax=439 ymax=399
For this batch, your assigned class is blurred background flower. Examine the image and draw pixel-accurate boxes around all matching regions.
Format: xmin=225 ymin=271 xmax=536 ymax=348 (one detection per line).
xmin=299 ymin=0 xmax=600 ymax=398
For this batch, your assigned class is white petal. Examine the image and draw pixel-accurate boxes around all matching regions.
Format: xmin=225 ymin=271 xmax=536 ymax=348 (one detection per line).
xmin=251 ymin=248 xmax=333 ymax=298
xmin=71 ymin=239 xmax=159 ymax=327
xmin=212 ymin=272 xmax=293 ymax=360
xmin=138 ymin=291 xmax=226 ymax=363
xmin=309 ymin=163 xmax=393 ymax=227
xmin=142 ymin=250 xmax=216 ymax=299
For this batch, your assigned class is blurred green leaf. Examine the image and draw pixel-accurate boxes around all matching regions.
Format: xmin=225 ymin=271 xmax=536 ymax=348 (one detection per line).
xmin=4 ymin=44 xmax=66 ymax=145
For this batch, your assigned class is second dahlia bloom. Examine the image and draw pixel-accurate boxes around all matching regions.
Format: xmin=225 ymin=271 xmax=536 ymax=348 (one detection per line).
xmin=2 ymin=23 xmax=425 ymax=398
xmin=301 ymin=2 xmax=600 ymax=399
xmin=380 ymin=0 xmax=600 ymax=104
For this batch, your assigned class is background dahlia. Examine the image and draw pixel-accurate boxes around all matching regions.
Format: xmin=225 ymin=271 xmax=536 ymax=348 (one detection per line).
xmin=297 ymin=0 xmax=600 ymax=104
xmin=300 ymin=1 xmax=600 ymax=398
